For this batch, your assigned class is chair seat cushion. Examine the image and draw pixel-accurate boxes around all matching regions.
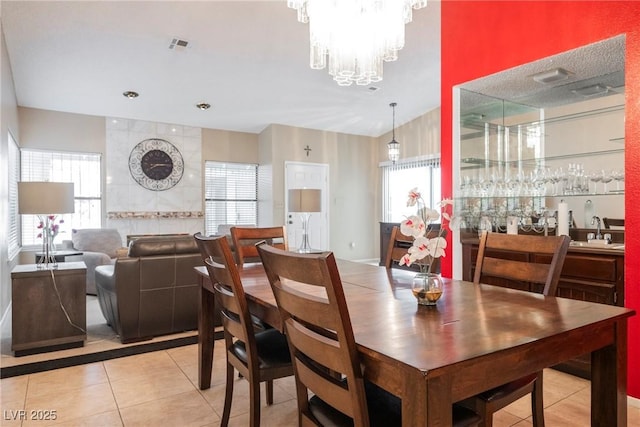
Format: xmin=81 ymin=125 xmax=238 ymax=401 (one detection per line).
xmin=231 ymin=328 xmax=291 ymax=369
xmin=476 ymin=372 xmax=538 ymax=402
xmin=309 ymin=381 xmax=400 ymax=427
xmin=309 ymin=380 xmax=480 ymax=427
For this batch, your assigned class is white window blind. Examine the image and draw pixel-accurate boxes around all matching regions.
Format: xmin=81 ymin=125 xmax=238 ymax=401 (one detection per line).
xmin=8 ymin=133 xmax=20 ymax=258
xmin=382 ymin=157 xmax=441 ymax=222
xmin=205 ymin=161 xmax=258 ymax=236
xmin=20 ymin=149 xmax=102 ymax=246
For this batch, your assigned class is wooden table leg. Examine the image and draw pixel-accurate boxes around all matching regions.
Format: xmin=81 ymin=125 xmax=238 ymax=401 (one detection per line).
xmin=198 ymin=275 xmax=215 ymax=390
xmin=591 ymin=320 xmax=627 ymax=426
xmin=402 ymin=369 xmax=429 ymax=427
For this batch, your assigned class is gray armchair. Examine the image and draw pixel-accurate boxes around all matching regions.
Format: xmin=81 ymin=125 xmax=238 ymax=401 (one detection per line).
xmin=62 ymin=228 xmax=125 ymax=295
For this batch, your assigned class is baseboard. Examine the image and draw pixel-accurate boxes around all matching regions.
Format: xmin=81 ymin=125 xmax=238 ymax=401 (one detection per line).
xmin=352 ymin=258 xmax=379 ymax=265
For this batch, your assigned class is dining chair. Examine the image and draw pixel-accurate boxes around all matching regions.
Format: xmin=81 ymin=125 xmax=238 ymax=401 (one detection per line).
xmin=464 ymin=231 xmax=570 ymax=427
xmin=385 ymin=225 xmax=444 ymax=273
xmin=602 ymin=217 xmax=624 ymax=229
xmin=193 ymin=233 xmax=293 ymax=427
xmin=230 ymin=226 xmax=288 ymax=268
xmin=257 ymin=243 xmax=481 ymax=427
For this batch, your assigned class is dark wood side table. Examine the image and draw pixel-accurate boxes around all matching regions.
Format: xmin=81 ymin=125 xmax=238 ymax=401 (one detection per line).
xmin=11 ymin=262 xmax=87 ymax=356
xmin=34 ymin=250 xmax=82 ymax=264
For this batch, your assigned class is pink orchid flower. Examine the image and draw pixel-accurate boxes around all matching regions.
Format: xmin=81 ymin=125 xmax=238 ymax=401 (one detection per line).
xmin=406 ymin=187 xmax=421 ymax=207
xmin=400 ymin=215 xmax=425 ymax=238
xmin=399 ymin=188 xmax=456 ymax=273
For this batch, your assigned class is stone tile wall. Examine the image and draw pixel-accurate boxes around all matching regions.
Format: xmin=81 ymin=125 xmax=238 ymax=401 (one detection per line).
xmin=105 ymin=118 xmax=203 ymax=240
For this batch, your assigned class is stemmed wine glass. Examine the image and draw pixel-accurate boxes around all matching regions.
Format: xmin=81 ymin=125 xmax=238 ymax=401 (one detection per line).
xmin=589 ymin=171 xmax=603 ymax=194
xmin=611 ymin=169 xmax=625 ymax=192
xmin=601 ymin=169 xmax=613 ymax=193
xmin=549 ymin=168 xmax=560 ymax=195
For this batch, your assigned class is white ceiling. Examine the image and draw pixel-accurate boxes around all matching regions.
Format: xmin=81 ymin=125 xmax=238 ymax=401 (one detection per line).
xmin=1 ymin=0 xmax=441 ymax=138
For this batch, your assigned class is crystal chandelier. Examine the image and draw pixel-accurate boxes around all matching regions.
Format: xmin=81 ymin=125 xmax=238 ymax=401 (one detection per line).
xmin=288 ymin=0 xmax=427 ymax=86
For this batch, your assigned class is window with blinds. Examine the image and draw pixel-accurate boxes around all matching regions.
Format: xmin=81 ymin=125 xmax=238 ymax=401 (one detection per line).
xmin=204 ymin=161 xmax=258 ymax=236
xmin=8 ymin=133 xmax=20 ymax=258
xmin=20 ymin=149 xmax=102 ymax=247
xmin=381 ymin=157 xmax=441 ymax=222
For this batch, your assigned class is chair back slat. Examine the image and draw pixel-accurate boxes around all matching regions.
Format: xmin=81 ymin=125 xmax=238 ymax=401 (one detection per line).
xmin=284 ymin=314 xmax=349 ymax=375
xmin=231 ymin=226 xmax=288 ymax=267
xmin=473 ymin=232 xmax=570 ymax=296
xmin=602 ymin=217 xmax=624 ymax=228
xmin=384 ymin=226 xmax=413 ymax=268
xmin=480 ymin=258 xmax=552 ymax=285
xmin=213 ymin=281 xmax=250 ymax=343
xmin=257 ymin=244 xmax=370 ymax=426
xmin=271 ymin=285 xmax=339 ymax=332
xmin=294 ymin=355 xmax=355 ymax=417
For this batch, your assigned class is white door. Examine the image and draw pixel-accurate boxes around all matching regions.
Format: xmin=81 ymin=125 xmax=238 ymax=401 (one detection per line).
xmin=285 ymin=162 xmax=329 ymax=251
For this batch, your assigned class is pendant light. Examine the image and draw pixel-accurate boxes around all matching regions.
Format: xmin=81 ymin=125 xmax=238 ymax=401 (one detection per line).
xmin=387 ymin=102 xmax=400 ymax=163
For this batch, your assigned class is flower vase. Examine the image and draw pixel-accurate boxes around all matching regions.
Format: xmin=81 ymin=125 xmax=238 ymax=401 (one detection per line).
xmin=412 ymin=272 xmax=443 ymax=306
xmin=39 ymin=229 xmax=58 ymax=268
xmin=48 ymin=236 xmax=57 ymax=255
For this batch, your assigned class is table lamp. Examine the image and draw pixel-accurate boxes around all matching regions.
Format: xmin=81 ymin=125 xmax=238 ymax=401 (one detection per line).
xmin=18 ymin=181 xmax=75 ymax=269
xmin=288 ymin=188 xmax=321 ymax=253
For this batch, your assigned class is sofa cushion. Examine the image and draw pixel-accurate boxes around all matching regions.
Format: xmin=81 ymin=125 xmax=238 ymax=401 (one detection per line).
xmin=128 ymin=235 xmax=199 ymax=257
xmin=72 ymin=228 xmax=123 ymax=258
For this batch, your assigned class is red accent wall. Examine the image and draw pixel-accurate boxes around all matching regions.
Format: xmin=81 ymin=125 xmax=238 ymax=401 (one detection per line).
xmin=441 ymin=1 xmax=640 ymax=397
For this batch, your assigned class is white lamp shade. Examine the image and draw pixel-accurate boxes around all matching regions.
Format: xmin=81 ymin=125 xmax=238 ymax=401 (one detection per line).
xmin=18 ymin=182 xmax=75 ymax=214
xmin=288 ymin=189 xmax=321 ymax=213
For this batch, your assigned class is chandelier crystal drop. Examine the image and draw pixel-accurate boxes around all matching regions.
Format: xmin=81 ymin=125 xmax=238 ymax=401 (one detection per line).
xmin=288 ymin=0 xmax=427 ymax=86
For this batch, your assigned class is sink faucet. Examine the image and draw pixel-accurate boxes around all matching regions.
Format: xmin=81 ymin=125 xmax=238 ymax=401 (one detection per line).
xmin=591 ymin=216 xmax=603 ymax=240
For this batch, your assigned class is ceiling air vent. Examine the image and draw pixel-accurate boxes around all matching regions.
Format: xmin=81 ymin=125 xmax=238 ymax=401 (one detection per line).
xmin=571 ymin=84 xmax=609 ymax=98
xmin=169 ymin=38 xmax=190 ymax=51
xmin=531 ymin=67 xmax=572 ymax=84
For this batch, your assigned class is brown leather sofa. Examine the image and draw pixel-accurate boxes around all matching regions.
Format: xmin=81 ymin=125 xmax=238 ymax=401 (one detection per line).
xmin=94 ymin=235 xmax=201 ymax=343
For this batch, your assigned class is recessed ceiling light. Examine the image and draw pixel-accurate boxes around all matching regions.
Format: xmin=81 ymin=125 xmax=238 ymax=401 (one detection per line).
xmin=531 ymin=68 xmax=572 ymax=84
xmin=196 ymin=103 xmax=211 ymax=110
xmin=123 ymin=91 xmax=139 ymax=99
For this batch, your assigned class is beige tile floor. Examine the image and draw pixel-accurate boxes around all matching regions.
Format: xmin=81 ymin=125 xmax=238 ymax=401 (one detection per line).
xmin=2 ymin=339 xmax=639 ymax=427
xmin=1 ymin=297 xmax=199 ymax=370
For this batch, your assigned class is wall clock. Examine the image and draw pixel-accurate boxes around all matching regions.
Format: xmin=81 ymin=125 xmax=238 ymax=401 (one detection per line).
xmin=128 ymin=138 xmax=184 ymax=191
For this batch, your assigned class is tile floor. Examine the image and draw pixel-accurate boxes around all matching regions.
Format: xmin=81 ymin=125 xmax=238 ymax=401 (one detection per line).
xmin=2 ymin=340 xmax=639 ymax=426
xmin=0 ymin=296 xmax=198 ymax=371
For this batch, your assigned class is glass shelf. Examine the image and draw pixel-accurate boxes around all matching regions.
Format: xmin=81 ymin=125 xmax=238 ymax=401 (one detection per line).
xmin=461 ymin=103 xmax=624 ymax=130
xmin=460 ymin=148 xmax=624 ymax=170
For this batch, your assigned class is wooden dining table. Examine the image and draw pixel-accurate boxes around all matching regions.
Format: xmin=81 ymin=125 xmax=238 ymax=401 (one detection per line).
xmin=195 ymin=260 xmax=634 ymax=426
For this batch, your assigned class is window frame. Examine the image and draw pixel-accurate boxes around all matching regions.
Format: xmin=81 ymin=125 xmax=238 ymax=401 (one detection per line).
xmin=20 ymin=149 xmax=102 ymax=248
xmin=204 ymin=161 xmax=258 ymax=236
xmin=8 ymin=132 xmax=20 ymax=258
xmin=381 ymin=156 xmax=441 ymax=223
